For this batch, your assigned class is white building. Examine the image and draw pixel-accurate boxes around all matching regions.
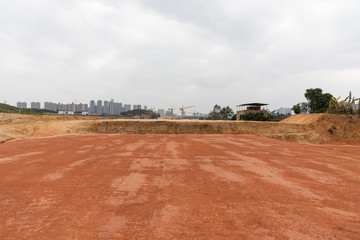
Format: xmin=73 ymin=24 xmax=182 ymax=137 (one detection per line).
xmin=31 ymin=102 xmax=41 ymax=109
xmin=44 ymin=102 xmax=58 ymax=111
xmin=17 ymin=102 xmax=27 ymax=109
xmin=109 ymin=101 xmax=115 ymax=114
xmin=158 ymin=109 xmax=165 ymax=117
xmin=133 ymin=104 xmax=141 ymax=110
xmin=124 ymin=104 xmax=131 ymax=112
xmin=115 ymin=102 xmax=122 ymax=114
xmin=277 ymin=107 xmax=292 ymax=115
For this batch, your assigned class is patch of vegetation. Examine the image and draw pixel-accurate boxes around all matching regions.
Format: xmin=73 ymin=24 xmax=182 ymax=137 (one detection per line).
xmin=208 ymin=105 xmax=234 ymax=120
xmin=117 ymin=109 xmax=159 ymax=119
xmin=292 ymin=102 xmax=308 ymax=114
xmin=267 ymin=111 xmax=291 ymax=122
xmin=328 ymin=125 xmax=337 ymax=135
xmin=240 ymin=112 xmax=270 ymax=121
xmin=305 ymin=88 xmax=333 ymax=113
xmin=0 ymin=103 xmax=43 ymax=115
xmin=328 ymin=91 xmax=360 ymax=115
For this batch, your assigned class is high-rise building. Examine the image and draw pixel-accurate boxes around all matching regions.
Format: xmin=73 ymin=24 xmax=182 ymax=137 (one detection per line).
xmin=103 ymin=100 xmax=109 ymax=114
xmin=31 ymin=102 xmax=41 ymax=109
xmin=97 ymin=100 xmax=103 ymax=114
xmin=76 ymin=103 xmax=85 ymax=112
xmin=90 ymin=100 xmax=95 ymax=113
xmin=277 ymin=107 xmax=292 ymax=115
xmin=67 ymin=102 xmax=76 ymax=112
xmin=115 ymin=102 xmax=122 ymax=114
xmin=133 ymin=104 xmax=141 ymax=110
xmin=109 ymin=101 xmax=115 ymax=114
xmin=143 ymin=106 xmax=147 ymax=110
xmin=124 ymin=104 xmax=131 ymax=112
xmin=158 ymin=109 xmax=165 ymax=117
xmin=58 ymin=103 xmax=66 ymax=111
xmin=17 ymin=102 xmax=27 ymax=109
xmin=44 ymin=102 xmax=57 ymax=111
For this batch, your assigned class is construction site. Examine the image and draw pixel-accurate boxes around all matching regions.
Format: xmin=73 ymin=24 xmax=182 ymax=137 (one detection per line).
xmin=0 ymin=113 xmax=359 ymax=239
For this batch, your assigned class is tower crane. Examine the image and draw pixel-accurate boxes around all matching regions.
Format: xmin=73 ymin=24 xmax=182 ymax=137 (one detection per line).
xmin=179 ymin=105 xmax=195 ymax=119
xmin=149 ymin=108 xmax=156 ymax=119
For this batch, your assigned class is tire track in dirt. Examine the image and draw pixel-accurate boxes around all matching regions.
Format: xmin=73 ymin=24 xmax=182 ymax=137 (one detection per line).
xmin=1 ymin=134 xmax=360 ymax=239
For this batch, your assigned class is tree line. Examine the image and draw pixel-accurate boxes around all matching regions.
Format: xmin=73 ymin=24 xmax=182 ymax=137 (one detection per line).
xmin=292 ymin=88 xmax=360 ymax=115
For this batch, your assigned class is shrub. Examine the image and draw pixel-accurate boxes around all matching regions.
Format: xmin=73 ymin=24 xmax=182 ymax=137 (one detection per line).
xmin=240 ymin=112 xmax=270 ymax=121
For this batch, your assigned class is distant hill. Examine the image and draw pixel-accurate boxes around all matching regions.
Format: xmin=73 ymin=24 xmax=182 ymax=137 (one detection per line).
xmin=0 ymin=103 xmax=55 ymax=115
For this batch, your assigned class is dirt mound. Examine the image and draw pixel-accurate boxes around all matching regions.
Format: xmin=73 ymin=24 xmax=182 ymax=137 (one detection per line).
xmin=281 ymin=114 xmax=360 ymax=142
xmin=1 ymin=113 xmax=360 ymax=144
xmin=280 ymin=114 xmax=323 ymax=124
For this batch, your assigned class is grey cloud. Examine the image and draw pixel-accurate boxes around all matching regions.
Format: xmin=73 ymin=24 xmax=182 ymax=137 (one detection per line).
xmin=1 ymin=0 xmax=360 ymax=113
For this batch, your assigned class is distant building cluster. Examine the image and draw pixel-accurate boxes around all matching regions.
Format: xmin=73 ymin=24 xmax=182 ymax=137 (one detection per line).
xmin=15 ymin=100 xmax=210 ymax=118
xmin=276 ymin=107 xmax=292 ymax=115
xmin=44 ymin=102 xmax=88 ymax=112
xmin=31 ymin=102 xmax=41 ymax=109
xmin=158 ymin=109 xmax=165 ymax=117
xmin=16 ymin=100 xmax=148 ymax=115
xmin=16 ymin=102 xmax=27 ymax=109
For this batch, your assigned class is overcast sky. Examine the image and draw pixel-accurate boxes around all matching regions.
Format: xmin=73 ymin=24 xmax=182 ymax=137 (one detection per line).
xmin=1 ymin=0 xmax=360 ymax=113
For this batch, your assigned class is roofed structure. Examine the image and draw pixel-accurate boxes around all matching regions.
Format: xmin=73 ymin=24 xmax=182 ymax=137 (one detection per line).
xmin=236 ymin=103 xmax=268 ymax=120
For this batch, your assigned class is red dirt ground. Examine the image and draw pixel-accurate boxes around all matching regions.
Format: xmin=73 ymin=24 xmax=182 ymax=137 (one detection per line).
xmin=0 ymin=134 xmax=359 ymax=239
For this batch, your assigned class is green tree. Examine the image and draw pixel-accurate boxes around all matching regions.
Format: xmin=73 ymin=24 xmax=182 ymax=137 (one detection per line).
xmin=305 ymin=88 xmax=333 ymax=113
xmin=292 ymin=103 xmax=301 ymax=114
xmin=208 ymin=105 xmax=234 ymax=120
xmin=219 ymin=106 xmax=234 ymax=120
xmin=292 ymin=102 xmax=308 ymax=114
xmin=300 ymin=102 xmax=308 ymax=113
xmin=208 ymin=104 xmax=222 ymax=120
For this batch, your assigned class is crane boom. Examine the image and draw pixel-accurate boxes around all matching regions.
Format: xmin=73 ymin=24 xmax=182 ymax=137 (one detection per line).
xmin=149 ymin=108 xmax=156 ymax=119
xmin=179 ymin=105 xmax=195 ymax=119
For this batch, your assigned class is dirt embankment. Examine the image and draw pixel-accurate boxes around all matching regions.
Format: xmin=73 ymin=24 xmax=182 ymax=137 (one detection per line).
xmin=0 ymin=113 xmax=359 ymax=143
xmin=280 ymin=114 xmax=360 ymax=143
xmin=81 ymin=114 xmax=360 ymax=143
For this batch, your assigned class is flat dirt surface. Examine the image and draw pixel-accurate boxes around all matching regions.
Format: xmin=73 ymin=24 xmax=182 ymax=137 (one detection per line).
xmin=0 ymin=134 xmax=359 ymax=239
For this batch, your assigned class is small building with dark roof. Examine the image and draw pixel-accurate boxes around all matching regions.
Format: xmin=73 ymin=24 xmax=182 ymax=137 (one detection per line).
xmin=236 ymin=103 xmax=268 ymax=120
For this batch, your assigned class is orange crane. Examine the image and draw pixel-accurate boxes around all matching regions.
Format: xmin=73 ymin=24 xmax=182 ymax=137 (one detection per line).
xmin=149 ymin=108 xmax=156 ymax=119
xmin=179 ymin=105 xmax=195 ymax=119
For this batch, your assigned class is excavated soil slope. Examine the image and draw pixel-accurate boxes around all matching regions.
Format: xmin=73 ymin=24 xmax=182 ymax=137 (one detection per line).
xmin=0 ymin=113 xmax=360 ymax=143
xmin=0 ymin=134 xmax=359 ymax=239
xmin=280 ymin=114 xmax=360 ymax=143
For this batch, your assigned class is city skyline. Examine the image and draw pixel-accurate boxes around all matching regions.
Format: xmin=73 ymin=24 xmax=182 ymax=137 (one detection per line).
xmin=15 ymin=99 xmax=212 ymax=116
xmin=15 ymin=99 xmax=291 ymax=117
